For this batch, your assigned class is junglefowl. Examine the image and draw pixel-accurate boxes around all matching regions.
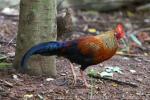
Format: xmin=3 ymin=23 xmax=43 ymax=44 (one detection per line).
xmin=21 ymin=24 xmax=125 ymax=87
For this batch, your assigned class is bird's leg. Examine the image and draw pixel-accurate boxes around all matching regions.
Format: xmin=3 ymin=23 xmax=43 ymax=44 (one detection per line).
xmin=68 ymin=62 xmax=77 ymax=85
xmin=80 ymin=69 xmax=91 ymax=88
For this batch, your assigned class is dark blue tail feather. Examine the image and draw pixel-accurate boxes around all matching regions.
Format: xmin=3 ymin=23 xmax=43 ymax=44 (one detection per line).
xmin=20 ymin=41 xmax=64 ymax=71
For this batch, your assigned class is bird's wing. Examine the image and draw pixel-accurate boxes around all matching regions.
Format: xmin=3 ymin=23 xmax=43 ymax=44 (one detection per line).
xmin=77 ymin=36 xmax=104 ymax=57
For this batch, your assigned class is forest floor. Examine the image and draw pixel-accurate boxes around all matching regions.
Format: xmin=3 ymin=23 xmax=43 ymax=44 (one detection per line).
xmin=0 ymin=9 xmax=150 ymax=100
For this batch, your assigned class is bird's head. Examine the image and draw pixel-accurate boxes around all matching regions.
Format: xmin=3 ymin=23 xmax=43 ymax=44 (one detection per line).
xmin=115 ymin=23 xmax=125 ymax=40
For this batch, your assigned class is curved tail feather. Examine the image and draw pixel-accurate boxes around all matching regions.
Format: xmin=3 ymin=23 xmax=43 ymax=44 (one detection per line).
xmin=20 ymin=41 xmax=64 ymax=71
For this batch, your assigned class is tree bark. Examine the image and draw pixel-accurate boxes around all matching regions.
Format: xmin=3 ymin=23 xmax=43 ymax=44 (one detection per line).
xmin=13 ymin=0 xmax=57 ymax=77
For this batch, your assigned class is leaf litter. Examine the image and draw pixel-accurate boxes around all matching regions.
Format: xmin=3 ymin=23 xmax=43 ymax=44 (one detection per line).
xmin=0 ymin=6 xmax=150 ymax=100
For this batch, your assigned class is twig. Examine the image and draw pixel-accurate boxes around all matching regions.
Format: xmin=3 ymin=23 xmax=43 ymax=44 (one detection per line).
xmin=131 ymin=27 xmax=150 ymax=35
xmin=88 ymin=74 xmax=138 ymax=88
xmin=116 ymin=52 xmax=146 ymax=57
xmin=0 ymin=79 xmax=13 ymax=88
xmin=0 ymin=40 xmax=16 ymax=46
xmin=0 ymin=40 xmax=15 ymax=44
xmin=7 ymin=34 xmax=16 ymax=46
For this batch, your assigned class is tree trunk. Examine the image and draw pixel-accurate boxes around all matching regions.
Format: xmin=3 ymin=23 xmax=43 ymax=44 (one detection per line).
xmin=13 ymin=0 xmax=57 ymax=77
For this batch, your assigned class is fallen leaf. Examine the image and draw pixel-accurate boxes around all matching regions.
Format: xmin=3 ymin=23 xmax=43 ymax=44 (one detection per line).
xmin=23 ymin=94 xmax=33 ymax=100
xmin=88 ymin=28 xmax=97 ymax=33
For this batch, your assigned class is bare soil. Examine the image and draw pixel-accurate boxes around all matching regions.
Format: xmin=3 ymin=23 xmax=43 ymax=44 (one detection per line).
xmin=0 ymin=9 xmax=150 ymax=100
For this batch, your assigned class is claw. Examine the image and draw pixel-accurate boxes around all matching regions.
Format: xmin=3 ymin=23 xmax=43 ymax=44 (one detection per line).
xmin=68 ymin=62 xmax=91 ymax=88
xmin=80 ymin=69 xmax=91 ymax=88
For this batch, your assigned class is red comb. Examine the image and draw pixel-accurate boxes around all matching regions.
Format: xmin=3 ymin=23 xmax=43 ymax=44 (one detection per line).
xmin=115 ymin=23 xmax=125 ymax=39
xmin=116 ymin=23 xmax=124 ymax=33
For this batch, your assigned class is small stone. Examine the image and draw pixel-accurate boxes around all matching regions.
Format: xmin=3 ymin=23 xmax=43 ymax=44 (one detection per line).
xmin=60 ymin=73 xmax=66 ymax=76
xmin=12 ymin=74 xmax=19 ymax=80
xmin=46 ymin=78 xmax=54 ymax=81
xmin=136 ymin=78 xmax=143 ymax=82
xmin=134 ymin=58 xmax=141 ymax=62
xmin=122 ymin=57 xmax=129 ymax=60
xmin=130 ymin=70 xmax=136 ymax=74
xmin=7 ymin=52 xmax=15 ymax=57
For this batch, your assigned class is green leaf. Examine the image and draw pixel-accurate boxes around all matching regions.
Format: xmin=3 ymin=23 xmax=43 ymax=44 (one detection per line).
xmin=88 ymin=68 xmax=97 ymax=76
xmin=130 ymin=34 xmax=142 ymax=46
xmin=0 ymin=62 xmax=12 ymax=69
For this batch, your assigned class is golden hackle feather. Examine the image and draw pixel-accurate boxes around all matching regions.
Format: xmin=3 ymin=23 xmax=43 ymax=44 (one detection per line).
xmin=78 ymin=31 xmax=118 ymax=64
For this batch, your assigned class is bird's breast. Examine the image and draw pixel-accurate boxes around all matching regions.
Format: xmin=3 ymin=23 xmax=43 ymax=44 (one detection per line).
xmin=93 ymin=34 xmax=118 ymax=64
